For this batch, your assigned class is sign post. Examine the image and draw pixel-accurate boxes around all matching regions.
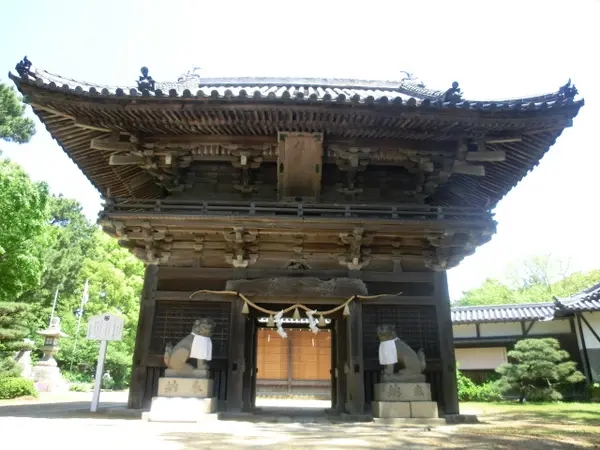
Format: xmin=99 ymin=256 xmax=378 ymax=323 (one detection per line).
xmin=86 ymin=313 xmax=124 ymax=413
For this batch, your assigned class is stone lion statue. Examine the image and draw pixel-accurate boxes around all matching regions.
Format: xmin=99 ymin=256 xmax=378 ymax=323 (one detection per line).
xmin=377 ymin=324 xmax=426 ymax=382
xmin=164 ymin=318 xmax=215 ymax=377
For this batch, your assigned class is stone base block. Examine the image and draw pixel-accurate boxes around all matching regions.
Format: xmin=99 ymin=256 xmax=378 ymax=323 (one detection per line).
xmin=165 ymin=368 xmax=209 ymax=379
xmin=373 ymin=400 xmax=439 ymax=419
xmin=158 ymin=377 xmax=213 ymax=398
xmin=147 ymin=397 xmax=217 ymax=422
xmin=410 ymin=401 xmax=438 ymax=418
xmin=374 ymin=418 xmax=446 ymax=427
xmin=372 ymin=401 xmax=411 ymax=418
xmin=374 ymin=382 xmax=432 ymax=402
xmin=31 ymin=365 xmax=68 ymax=393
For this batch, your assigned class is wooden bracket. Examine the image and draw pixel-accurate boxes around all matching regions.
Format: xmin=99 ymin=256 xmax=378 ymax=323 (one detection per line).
xmin=338 ymin=227 xmax=373 ymax=271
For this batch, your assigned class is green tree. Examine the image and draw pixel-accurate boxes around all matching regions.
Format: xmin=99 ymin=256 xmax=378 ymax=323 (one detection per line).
xmin=0 ymin=160 xmax=49 ymax=377
xmin=496 ymin=338 xmax=585 ymax=402
xmin=0 ymin=83 xmax=35 ymax=144
xmin=456 ymin=255 xmax=600 ymax=306
xmin=455 ymin=278 xmax=517 ymax=306
xmin=18 ymin=195 xmax=97 ymax=333
xmin=56 ymin=231 xmax=144 ymax=388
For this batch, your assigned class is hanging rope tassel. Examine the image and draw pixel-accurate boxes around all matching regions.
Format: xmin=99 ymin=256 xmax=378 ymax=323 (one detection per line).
xmin=241 ymin=302 xmax=249 ymax=315
xmin=343 ymin=303 xmax=351 ymax=317
xmin=267 ymin=315 xmax=275 ymax=327
xmin=318 ymin=315 xmax=326 ymax=327
xmin=293 ymin=306 xmax=301 ymax=320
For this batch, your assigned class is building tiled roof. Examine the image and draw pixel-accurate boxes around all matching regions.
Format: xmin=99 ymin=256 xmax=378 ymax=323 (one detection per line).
xmin=9 ymin=60 xmax=584 ymax=209
xmin=451 ymin=302 xmax=556 ymax=324
xmin=555 ymin=282 xmax=600 ymax=312
xmin=12 ymin=69 xmax=582 ymax=112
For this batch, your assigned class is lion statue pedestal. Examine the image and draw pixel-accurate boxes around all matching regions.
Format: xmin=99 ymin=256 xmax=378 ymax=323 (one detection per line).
xmin=146 ymin=319 xmax=218 ymax=422
xmin=371 ymin=324 xmax=441 ymax=423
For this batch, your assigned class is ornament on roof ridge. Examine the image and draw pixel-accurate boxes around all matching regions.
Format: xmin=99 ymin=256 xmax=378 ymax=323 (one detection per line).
xmin=178 ymin=66 xmax=202 ymax=83
xmin=15 ymin=56 xmax=34 ymax=78
xmin=443 ymin=81 xmax=462 ymax=103
xmin=558 ymin=79 xmax=578 ymax=99
xmin=399 ymin=71 xmax=425 ymax=88
xmin=137 ymin=66 xmax=156 ymax=92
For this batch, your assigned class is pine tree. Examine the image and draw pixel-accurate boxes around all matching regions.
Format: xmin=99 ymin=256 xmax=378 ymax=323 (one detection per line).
xmin=496 ymin=338 xmax=585 ymax=402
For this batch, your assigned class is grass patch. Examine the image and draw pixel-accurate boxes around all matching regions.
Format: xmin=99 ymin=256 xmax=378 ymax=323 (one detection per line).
xmin=457 ymin=402 xmax=600 ymax=448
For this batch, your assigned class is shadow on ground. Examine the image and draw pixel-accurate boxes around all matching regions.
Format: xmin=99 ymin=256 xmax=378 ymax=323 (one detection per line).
xmin=0 ymin=401 xmax=132 ymax=419
xmin=160 ymin=421 xmax=594 ymax=450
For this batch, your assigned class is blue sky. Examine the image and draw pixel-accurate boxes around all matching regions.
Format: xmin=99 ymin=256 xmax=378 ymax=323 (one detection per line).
xmin=1 ymin=0 xmax=598 ymax=300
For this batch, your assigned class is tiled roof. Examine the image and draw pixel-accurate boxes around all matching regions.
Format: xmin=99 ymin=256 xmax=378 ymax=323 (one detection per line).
xmin=451 ymin=302 xmax=556 ymax=324
xmin=555 ymin=282 xmax=600 ymax=312
xmin=11 ymin=69 xmax=583 ymax=112
xmin=9 ymin=62 xmax=584 ymax=208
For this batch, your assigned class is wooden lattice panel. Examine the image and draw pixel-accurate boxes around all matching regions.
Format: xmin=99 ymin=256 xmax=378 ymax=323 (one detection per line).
xmin=290 ymin=330 xmax=331 ymax=381
xmin=150 ymin=301 xmax=231 ymax=358
xmin=362 ymin=304 xmax=440 ymax=368
xmin=257 ymin=329 xmax=289 ymax=380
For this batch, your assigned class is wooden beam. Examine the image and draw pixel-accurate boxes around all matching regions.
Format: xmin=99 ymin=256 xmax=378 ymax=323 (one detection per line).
xmin=465 ymin=151 xmax=506 ymax=162
xmin=580 ymin=313 xmax=600 ymax=346
xmin=485 ymin=136 xmax=522 ymax=144
xmin=109 ymin=154 xmax=144 ymax=165
xmin=91 ymin=138 xmax=136 ymax=152
xmin=524 ymin=320 xmax=535 ymax=336
xmin=452 ymin=161 xmax=485 ymax=176
xmin=576 ymin=313 xmax=593 ymax=383
xmin=156 ymin=267 xmax=435 ymax=283
xmin=143 ymin=135 xmax=277 ymax=147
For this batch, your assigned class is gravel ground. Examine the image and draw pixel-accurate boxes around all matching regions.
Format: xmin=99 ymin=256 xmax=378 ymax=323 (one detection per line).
xmin=1 ymin=393 xmax=597 ymax=449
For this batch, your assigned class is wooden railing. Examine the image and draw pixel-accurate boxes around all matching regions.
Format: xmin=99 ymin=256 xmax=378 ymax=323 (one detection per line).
xmin=102 ymin=198 xmax=493 ymax=223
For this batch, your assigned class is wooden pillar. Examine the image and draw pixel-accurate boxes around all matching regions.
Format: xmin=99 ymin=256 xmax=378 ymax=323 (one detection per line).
xmin=433 ymin=271 xmax=459 ymax=415
xmin=345 ymin=301 xmax=365 ymax=414
xmin=334 ymin=316 xmax=347 ymax=414
xmin=227 ymin=297 xmax=247 ymax=411
xmin=242 ymin=317 xmax=256 ymax=412
xmin=128 ymin=264 xmax=158 ymax=409
xmin=287 ymin=334 xmax=293 ymax=394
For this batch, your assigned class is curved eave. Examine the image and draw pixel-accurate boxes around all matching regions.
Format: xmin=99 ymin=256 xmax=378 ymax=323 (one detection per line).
xmin=10 ymin=71 xmax=584 ymax=112
xmin=10 ymin=71 xmax=584 ymax=206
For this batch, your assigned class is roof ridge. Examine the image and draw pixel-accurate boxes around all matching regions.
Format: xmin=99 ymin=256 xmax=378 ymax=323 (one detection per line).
xmin=451 ymin=302 xmax=555 ymax=310
xmin=14 ymin=66 xmax=581 ymax=105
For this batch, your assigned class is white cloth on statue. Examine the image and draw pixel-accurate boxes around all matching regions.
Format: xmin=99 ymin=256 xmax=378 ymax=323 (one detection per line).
xmin=190 ymin=334 xmax=212 ymax=361
xmin=379 ymin=338 xmax=398 ymax=365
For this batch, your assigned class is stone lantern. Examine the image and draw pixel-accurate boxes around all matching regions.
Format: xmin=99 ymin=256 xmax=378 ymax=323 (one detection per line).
xmin=31 ymin=317 xmax=69 ymax=392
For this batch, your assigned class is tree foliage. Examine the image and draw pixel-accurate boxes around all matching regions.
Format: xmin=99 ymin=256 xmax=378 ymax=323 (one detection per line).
xmin=0 ymin=83 xmax=35 ymax=144
xmin=0 ymin=159 xmax=49 ymax=376
xmin=455 ymin=255 xmax=600 ymax=306
xmin=55 ymin=231 xmax=144 ymax=388
xmin=496 ymin=338 xmax=585 ymax=402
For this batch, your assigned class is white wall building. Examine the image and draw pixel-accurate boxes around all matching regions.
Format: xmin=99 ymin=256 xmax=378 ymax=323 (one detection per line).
xmin=451 ymin=282 xmax=600 ymax=384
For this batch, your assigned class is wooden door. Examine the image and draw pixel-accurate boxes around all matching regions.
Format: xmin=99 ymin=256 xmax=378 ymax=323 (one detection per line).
xmin=290 ymin=330 xmax=331 ymax=381
xmin=257 ymin=328 xmax=289 ymax=381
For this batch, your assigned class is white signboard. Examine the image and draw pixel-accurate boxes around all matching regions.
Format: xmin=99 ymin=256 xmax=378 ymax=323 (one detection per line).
xmin=86 ymin=313 xmax=125 ymax=413
xmin=87 ymin=313 xmax=124 ymax=341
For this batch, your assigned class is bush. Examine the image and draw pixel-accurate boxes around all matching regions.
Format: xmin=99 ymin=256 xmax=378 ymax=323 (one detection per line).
xmin=0 ymin=377 xmax=38 ymax=400
xmin=63 ymin=370 xmax=93 ymax=384
xmin=457 ymin=369 xmax=503 ymax=402
xmin=69 ymin=383 xmax=92 ymax=392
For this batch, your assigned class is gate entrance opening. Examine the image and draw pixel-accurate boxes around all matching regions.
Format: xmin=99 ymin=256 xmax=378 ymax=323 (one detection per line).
xmin=256 ymin=327 xmax=332 ymax=401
